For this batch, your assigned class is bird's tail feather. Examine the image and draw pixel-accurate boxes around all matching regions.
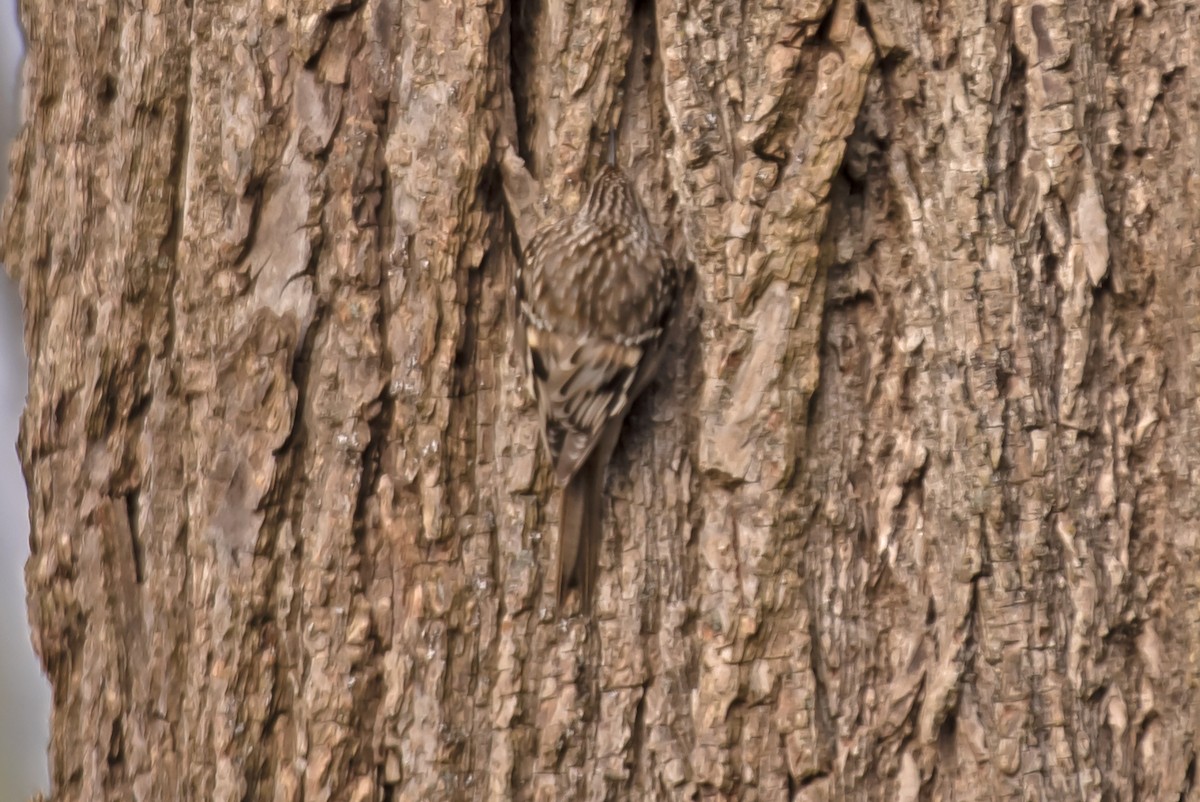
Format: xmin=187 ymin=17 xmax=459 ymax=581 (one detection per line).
xmin=557 ymin=460 xmax=602 ymax=611
xmin=555 ymin=419 xmax=625 ymax=614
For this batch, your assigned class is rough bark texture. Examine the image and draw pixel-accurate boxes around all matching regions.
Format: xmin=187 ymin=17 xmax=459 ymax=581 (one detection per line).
xmin=3 ymin=0 xmax=1198 ymax=800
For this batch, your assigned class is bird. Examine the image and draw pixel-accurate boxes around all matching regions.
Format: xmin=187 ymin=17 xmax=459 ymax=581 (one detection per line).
xmin=515 ymin=149 xmax=678 ymax=612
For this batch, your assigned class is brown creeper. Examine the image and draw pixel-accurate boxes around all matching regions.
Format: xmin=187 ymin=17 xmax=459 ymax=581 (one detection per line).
xmin=516 ymin=161 xmax=678 ymax=612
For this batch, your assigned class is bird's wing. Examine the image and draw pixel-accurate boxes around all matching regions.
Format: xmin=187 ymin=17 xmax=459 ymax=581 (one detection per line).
xmin=517 ymin=217 xmax=674 ymax=484
xmin=525 ymin=325 xmax=646 ymax=482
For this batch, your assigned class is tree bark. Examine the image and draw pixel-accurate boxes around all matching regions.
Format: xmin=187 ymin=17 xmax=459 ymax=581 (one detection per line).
xmin=3 ymin=0 xmax=1198 ymax=800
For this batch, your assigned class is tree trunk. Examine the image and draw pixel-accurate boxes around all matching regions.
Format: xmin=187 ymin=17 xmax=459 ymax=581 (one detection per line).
xmin=3 ymin=0 xmax=1197 ymax=799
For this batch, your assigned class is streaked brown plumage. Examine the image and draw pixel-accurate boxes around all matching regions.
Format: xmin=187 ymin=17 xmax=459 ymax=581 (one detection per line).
xmin=516 ymin=162 xmax=677 ymax=612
